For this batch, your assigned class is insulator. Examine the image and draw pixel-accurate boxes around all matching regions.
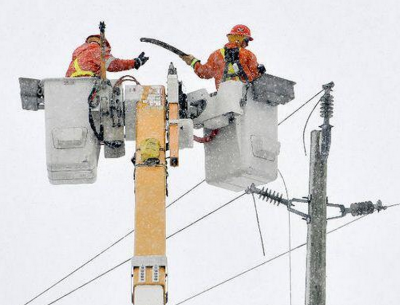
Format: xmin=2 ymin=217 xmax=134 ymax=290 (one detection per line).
xmin=320 ymin=95 xmax=334 ymax=118
xmin=350 ymin=201 xmax=375 ymax=216
xmin=257 ymin=187 xmax=287 ymax=206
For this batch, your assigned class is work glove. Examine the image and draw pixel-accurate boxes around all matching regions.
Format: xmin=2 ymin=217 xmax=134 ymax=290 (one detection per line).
xmin=257 ymin=64 xmax=266 ymax=74
xmin=134 ymin=52 xmax=149 ymax=69
xmin=180 ymin=54 xmax=195 ymax=66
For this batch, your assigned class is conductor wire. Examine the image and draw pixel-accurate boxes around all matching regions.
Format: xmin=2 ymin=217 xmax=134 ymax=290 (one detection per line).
xmin=279 ymin=169 xmax=292 ymax=305
xmin=252 ymin=193 xmax=266 ymax=256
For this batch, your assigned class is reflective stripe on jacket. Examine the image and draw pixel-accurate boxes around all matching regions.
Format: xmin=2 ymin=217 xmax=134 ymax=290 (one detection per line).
xmin=66 ymin=42 xmax=136 ymax=77
xmin=193 ymin=42 xmax=260 ymax=89
xmin=220 ymin=47 xmax=240 ymax=82
xmin=70 ymin=58 xmax=95 ymax=77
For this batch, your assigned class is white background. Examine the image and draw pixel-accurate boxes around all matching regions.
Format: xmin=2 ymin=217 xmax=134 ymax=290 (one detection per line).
xmin=1 ymin=1 xmax=399 ymax=305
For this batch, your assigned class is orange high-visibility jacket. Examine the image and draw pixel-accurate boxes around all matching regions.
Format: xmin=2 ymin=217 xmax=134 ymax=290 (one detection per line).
xmin=193 ymin=42 xmax=260 ymax=89
xmin=66 ymin=41 xmax=136 ymax=77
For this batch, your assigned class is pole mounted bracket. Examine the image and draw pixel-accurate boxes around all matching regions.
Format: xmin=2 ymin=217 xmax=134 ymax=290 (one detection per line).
xmin=246 ymin=184 xmax=311 ymax=222
xmin=327 ymin=199 xmax=387 ymax=220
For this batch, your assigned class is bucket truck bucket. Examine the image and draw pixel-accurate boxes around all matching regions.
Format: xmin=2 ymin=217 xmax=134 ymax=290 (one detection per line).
xmin=43 ymin=78 xmax=101 ymax=184
xmin=201 ymin=75 xmax=295 ymax=192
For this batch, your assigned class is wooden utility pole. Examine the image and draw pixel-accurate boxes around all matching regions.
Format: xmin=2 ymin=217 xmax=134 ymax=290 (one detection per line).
xmin=305 ymin=130 xmax=328 ymax=305
xmin=305 ymin=82 xmax=333 ymax=305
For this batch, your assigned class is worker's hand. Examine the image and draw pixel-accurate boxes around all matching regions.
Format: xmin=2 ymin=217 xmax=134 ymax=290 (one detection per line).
xmin=134 ymin=52 xmax=149 ymax=69
xmin=180 ymin=54 xmax=195 ymax=66
xmin=257 ymin=64 xmax=266 ymax=75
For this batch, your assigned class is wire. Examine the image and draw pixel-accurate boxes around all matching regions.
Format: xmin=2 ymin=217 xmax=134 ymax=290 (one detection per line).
xmin=278 ymin=169 xmax=292 ymax=305
xmin=167 ymin=193 xmax=246 ymax=239
xmin=166 ymin=179 xmax=206 ymax=208
xmin=278 ymin=89 xmax=324 ymax=126
xmin=23 ymin=179 xmax=205 ymax=305
xmin=46 ymin=258 xmax=131 ymax=305
xmin=302 ymin=99 xmax=321 ymax=156
xmin=43 ymin=202 xmax=400 ymax=305
xmin=173 ymin=213 xmax=384 ymax=305
xmin=44 ymin=193 xmax=247 ymax=305
xmin=23 ymin=230 xmax=134 ymax=305
xmin=251 ymin=193 xmax=266 ymax=256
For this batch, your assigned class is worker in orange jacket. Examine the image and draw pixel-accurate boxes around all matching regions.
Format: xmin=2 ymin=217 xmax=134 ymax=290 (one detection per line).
xmin=66 ymin=35 xmax=149 ymax=77
xmin=180 ymin=25 xmax=264 ymax=89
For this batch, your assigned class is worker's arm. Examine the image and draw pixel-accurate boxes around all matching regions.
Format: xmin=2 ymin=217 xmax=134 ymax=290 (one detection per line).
xmin=192 ymin=51 xmax=220 ymax=79
xmin=181 ymin=51 xmax=219 ymax=79
xmin=106 ymin=52 xmax=149 ymax=72
xmin=106 ymin=56 xmax=135 ymax=71
xmin=242 ymin=49 xmax=261 ymax=82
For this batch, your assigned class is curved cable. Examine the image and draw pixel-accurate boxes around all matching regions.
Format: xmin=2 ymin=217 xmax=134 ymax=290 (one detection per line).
xmin=302 ymin=99 xmax=321 ymax=156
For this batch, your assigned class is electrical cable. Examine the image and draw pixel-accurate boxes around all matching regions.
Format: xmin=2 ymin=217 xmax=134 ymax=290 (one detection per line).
xmin=302 ymin=99 xmax=321 ymax=156
xmin=166 ymin=179 xmax=205 ymax=208
xmin=113 ymin=75 xmax=141 ymax=88
xmin=278 ymin=90 xmax=324 ymax=126
xmin=42 ymin=203 xmax=400 ymax=305
xmin=23 ymin=230 xmax=134 ymax=305
xmin=251 ymin=193 xmax=266 ymax=256
xmin=278 ymin=169 xmax=292 ymax=305
xmin=46 ymin=258 xmax=131 ymax=305
xmin=44 ymin=193 xmax=247 ymax=305
xmin=166 ymin=193 xmax=246 ymax=239
xmin=23 ymin=179 xmax=205 ymax=305
xmin=174 ymin=210 xmax=399 ymax=305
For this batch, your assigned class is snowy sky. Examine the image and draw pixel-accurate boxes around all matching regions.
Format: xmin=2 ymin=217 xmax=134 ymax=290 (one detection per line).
xmin=1 ymin=0 xmax=400 ymax=305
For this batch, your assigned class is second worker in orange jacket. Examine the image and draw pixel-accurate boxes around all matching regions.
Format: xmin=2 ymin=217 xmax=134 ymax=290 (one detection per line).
xmin=180 ymin=25 xmax=264 ymax=89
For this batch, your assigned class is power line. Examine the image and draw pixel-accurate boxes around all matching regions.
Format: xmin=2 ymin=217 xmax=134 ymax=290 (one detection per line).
xmin=23 ymin=230 xmax=134 ymax=305
xmin=47 ymin=258 xmax=131 ymax=305
xmin=24 ymin=179 xmax=205 ymax=305
xmin=43 ymin=202 xmax=399 ymax=305
xmin=167 ymin=193 xmax=246 ymax=239
xmin=173 ymin=207 xmax=399 ymax=305
xmin=43 ymin=192 xmax=246 ymax=305
xmin=278 ymin=89 xmax=324 ymax=126
xmin=167 ymin=179 xmax=205 ymax=208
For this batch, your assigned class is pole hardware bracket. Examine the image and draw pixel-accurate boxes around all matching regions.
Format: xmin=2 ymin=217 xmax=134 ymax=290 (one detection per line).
xmin=327 ymin=199 xmax=387 ymax=220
